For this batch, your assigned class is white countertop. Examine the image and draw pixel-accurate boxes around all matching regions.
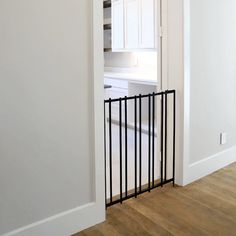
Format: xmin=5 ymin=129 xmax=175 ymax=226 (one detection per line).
xmin=104 ymin=67 xmax=157 ymax=85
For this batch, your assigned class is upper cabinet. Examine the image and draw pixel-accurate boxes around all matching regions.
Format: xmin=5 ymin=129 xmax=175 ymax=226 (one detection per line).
xmin=112 ymin=0 xmax=124 ymax=50
xmin=139 ymin=0 xmax=156 ymax=49
xmin=125 ymin=0 xmax=139 ymax=49
xmin=112 ymin=0 xmax=157 ymax=51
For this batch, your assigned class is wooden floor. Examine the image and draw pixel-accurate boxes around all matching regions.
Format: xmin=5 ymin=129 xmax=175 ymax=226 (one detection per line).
xmin=73 ymin=163 xmax=236 ymax=236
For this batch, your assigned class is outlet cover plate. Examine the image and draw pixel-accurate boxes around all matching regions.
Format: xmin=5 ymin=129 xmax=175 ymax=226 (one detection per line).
xmin=220 ymin=133 xmax=227 ymax=145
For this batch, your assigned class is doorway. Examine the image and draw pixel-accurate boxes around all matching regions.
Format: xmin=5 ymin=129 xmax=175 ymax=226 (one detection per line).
xmin=101 ymin=0 xmax=175 ymax=207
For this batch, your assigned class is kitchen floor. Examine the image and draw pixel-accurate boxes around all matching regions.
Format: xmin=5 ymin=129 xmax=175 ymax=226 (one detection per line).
xmin=105 ymin=121 xmax=159 ymax=199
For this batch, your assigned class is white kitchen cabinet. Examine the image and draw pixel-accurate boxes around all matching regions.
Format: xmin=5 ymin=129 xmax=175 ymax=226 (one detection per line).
xmin=104 ymin=77 xmax=128 ymax=120
xmin=104 ymin=76 xmax=157 ymax=122
xmin=112 ymin=0 xmax=125 ymax=50
xmin=112 ymin=0 xmax=157 ymax=51
xmin=139 ymin=0 xmax=156 ymax=49
xmin=125 ymin=0 xmax=139 ymax=49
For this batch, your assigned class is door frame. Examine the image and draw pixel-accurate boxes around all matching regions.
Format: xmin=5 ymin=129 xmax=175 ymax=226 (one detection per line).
xmin=91 ymin=0 xmax=106 ymax=222
xmin=92 ymin=0 xmax=186 ymax=220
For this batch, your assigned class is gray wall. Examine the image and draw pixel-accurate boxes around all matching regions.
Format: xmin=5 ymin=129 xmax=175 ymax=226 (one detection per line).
xmin=0 ymin=0 xmax=94 ymax=234
xmin=189 ymin=0 xmax=236 ymax=164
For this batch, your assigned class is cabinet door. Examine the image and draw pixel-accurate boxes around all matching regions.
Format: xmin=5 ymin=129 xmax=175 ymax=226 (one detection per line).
xmin=139 ymin=0 xmax=156 ymax=49
xmin=112 ymin=0 xmax=125 ymax=50
xmin=125 ymin=0 xmax=139 ymax=49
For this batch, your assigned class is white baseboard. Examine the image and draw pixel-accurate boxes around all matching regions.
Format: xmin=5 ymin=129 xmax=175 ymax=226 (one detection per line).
xmin=2 ymin=202 xmax=105 ymax=236
xmin=185 ymin=146 xmax=236 ymax=185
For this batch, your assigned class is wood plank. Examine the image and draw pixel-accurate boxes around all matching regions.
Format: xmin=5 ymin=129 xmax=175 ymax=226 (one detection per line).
xmin=177 ymin=185 xmax=236 ymax=222
xmin=73 ymin=163 xmax=236 ymax=236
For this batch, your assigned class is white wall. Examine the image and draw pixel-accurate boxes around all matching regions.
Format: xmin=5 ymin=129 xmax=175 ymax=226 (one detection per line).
xmin=104 ymin=52 xmax=157 ymax=71
xmin=166 ymin=0 xmax=236 ymax=185
xmin=189 ymin=0 xmax=236 ymax=163
xmin=104 ymin=52 xmax=137 ymax=67
xmin=0 ymin=0 xmax=105 ymax=235
xmin=183 ymin=0 xmax=236 ymax=183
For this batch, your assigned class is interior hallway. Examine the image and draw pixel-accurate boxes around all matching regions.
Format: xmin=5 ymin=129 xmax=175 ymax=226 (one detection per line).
xmin=73 ymin=163 xmax=236 ymax=236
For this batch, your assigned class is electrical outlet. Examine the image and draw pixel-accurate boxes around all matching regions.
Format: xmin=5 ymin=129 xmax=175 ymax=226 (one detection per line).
xmin=220 ymin=133 xmax=227 ymax=145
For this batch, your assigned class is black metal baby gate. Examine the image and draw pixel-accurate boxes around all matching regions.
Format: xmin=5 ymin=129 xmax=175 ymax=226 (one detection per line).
xmin=104 ymin=90 xmax=176 ymax=207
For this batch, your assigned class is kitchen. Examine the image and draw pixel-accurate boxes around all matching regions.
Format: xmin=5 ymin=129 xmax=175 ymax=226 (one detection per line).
xmin=104 ymin=0 xmax=159 ymax=116
xmin=103 ymin=0 xmax=161 ymax=200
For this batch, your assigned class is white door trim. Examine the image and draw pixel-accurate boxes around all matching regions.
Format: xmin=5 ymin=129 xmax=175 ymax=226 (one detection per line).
xmin=91 ymin=0 xmax=106 ymax=222
xmin=182 ymin=0 xmax=191 ymax=185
